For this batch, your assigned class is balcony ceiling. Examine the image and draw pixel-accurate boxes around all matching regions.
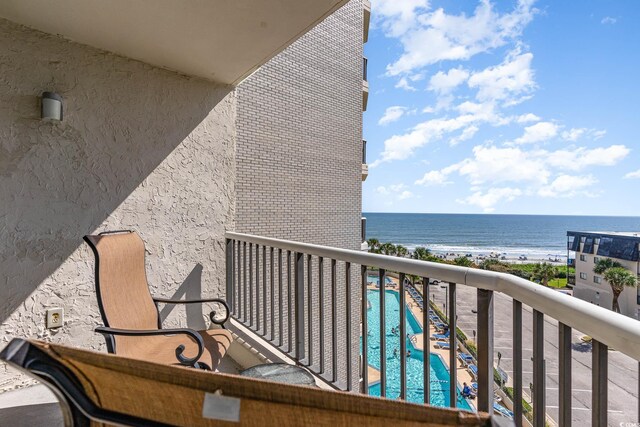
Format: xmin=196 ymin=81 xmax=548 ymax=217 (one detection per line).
xmin=0 ymin=0 xmax=348 ymax=85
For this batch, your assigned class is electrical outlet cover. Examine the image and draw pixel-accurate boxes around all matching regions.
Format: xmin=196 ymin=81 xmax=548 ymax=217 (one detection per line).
xmin=46 ymin=308 xmax=63 ymax=329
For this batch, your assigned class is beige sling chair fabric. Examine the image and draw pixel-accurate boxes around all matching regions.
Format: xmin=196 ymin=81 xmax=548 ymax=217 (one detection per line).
xmin=1 ymin=339 xmax=497 ymax=427
xmin=84 ymin=231 xmax=232 ymax=370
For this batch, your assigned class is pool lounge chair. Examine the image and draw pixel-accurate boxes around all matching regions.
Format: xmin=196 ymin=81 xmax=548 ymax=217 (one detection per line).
xmin=434 ymin=341 xmax=450 ymax=349
xmin=84 ymin=230 xmax=232 ymax=370
xmin=458 ymin=353 xmax=474 ymax=366
xmin=493 ymin=403 xmax=514 ymax=420
xmin=0 ymin=339 xmax=498 ymax=427
xmin=468 ymin=364 xmax=479 ymax=379
xmin=432 ymin=330 xmax=450 ymax=341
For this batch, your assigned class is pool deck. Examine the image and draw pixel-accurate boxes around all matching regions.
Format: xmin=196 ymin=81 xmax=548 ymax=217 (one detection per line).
xmin=366 ymin=280 xmax=476 ymax=397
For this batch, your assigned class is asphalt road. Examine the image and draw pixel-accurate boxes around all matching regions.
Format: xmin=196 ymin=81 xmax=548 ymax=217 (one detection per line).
xmin=428 ymin=283 xmax=638 ymax=426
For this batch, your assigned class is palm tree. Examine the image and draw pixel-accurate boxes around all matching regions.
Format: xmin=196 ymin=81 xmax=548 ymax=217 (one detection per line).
xmin=603 ymin=267 xmax=638 ymax=313
xmin=412 ymin=247 xmax=431 ymax=261
xmin=367 ymin=238 xmax=380 ymax=254
xmin=532 ymin=262 xmax=555 ymax=287
xmin=396 ymin=245 xmax=408 ymax=258
xmin=593 ymin=258 xmax=623 ymax=275
xmin=453 ymin=256 xmax=473 ymax=267
xmin=379 ymin=242 xmax=397 ymax=256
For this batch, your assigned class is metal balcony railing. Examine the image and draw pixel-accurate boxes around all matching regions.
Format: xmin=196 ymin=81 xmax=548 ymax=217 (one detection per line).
xmin=363 ymin=57 xmax=368 ymax=82
xmin=225 ymin=232 xmax=640 ymax=427
xmin=362 ymin=140 xmax=367 ymax=164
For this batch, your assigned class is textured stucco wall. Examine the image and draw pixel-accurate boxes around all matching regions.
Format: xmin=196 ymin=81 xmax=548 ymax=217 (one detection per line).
xmin=0 ymin=18 xmax=236 ymax=391
xmin=235 ymin=0 xmax=363 ymax=389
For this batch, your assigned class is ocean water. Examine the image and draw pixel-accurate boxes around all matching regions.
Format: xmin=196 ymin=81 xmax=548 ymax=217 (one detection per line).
xmin=364 ymin=213 xmax=640 ymax=258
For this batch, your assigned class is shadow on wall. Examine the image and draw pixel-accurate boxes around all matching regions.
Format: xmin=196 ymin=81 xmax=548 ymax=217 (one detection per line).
xmin=0 ymin=18 xmax=233 ymax=324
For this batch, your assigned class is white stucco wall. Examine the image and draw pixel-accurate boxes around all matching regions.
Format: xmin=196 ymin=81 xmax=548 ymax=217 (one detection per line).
xmin=0 ymin=19 xmax=237 ymax=391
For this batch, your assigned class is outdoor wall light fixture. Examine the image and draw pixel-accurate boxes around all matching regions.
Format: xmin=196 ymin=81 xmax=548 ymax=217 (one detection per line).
xmin=41 ymin=91 xmax=63 ymax=121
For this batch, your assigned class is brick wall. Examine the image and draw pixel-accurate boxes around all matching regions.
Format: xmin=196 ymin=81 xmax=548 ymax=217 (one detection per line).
xmin=235 ymin=0 xmax=363 ymax=389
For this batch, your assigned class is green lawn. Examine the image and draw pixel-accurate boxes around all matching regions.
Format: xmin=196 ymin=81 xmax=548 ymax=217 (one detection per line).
xmin=547 ymin=278 xmax=567 ymax=288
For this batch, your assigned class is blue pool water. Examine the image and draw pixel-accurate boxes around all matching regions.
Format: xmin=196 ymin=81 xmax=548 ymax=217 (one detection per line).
xmin=365 ymin=289 xmax=473 ymax=410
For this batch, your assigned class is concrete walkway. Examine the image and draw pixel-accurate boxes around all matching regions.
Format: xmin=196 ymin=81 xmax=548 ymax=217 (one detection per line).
xmin=0 ymin=385 xmax=63 ymax=426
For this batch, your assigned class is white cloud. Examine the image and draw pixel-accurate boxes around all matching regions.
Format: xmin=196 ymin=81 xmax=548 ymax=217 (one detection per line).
xmin=457 ymin=187 xmax=522 ymax=212
xmin=593 ymin=130 xmax=607 ymax=140
xmin=379 ymin=106 xmax=409 ymax=125
xmin=538 ymin=174 xmax=598 ymax=198
xmin=468 ymin=49 xmax=536 ymax=104
xmin=415 ymin=169 xmax=453 ymax=186
xmin=449 ymin=125 xmax=479 ymax=146
xmin=546 ymin=145 xmax=630 ymax=171
xmin=398 ymin=191 xmax=414 ymax=200
xmin=428 ymin=67 xmax=470 ymax=94
xmin=561 ymin=128 xmax=586 ymax=142
xmin=516 ymin=113 xmax=540 ymax=123
xmin=601 ymin=16 xmax=617 ymax=25
xmin=376 ymin=184 xmax=414 ymax=200
xmin=395 ymin=77 xmax=417 ymax=91
xmin=373 ymin=0 xmax=430 ymax=37
xmin=456 ymin=145 xmax=549 ymax=185
xmin=384 ymin=0 xmax=537 ymax=76
xmin=624 ymin=169 xmax=640 ymax=179
xmin=514 ymin=121 xmax=558 ymax=144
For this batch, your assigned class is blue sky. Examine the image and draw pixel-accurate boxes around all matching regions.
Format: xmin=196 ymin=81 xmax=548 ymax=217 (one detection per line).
xmin=363 ymin=0 xmax=640 ymax=216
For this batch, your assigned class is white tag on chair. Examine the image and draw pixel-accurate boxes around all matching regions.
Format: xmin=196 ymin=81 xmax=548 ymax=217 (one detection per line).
xmin=202 ymin=391 xmax=241 ymax=422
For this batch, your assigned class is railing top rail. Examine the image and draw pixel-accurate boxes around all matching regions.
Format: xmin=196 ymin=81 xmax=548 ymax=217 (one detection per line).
xmin=226 ymin=231 xmax=640 ymax=361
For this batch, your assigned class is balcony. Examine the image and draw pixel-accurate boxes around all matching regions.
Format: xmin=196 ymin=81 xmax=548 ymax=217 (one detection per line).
xmin=363 ymin=0 xmax=371 ymax=43
xmin=363 ymin=57 xmax=369 ymax=111
xmin=362 ymin=140 xmax=369 ymax=181
xmin=224 ymin=232 xmax=640 ymax=426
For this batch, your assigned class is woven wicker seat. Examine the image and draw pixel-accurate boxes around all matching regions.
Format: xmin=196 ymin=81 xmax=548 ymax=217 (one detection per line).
xmin=0 ymin=339 xmax=501 ymax=426
xmin=84 ymin=230 xmax=232 ymax=370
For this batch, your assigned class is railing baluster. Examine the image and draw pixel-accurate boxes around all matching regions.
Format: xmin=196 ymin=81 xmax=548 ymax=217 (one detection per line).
xmin=287 ymin=250 xmax=293 ymax=354
xmin=255 ymin=245 xmax=260 ymax=334
xmin=379 ymin=269 xmax=386 ymax=398
xmin=226 ymin=239 xmax=233 ymax=314
xmin=592 ymin=339 xmax=608 ymax=426
xmin=533 ymin=309 xmax=545 ymax=427
xmin=270 ymin=247 xmax=274 ymax=341
xmin=399 ymin=273 xmax=407 ymax=400
xmin=346 ymin=261 xmax=352 ymax=391
xmin=307 ymin=254 xmax=313 ymax=367
xmin=249 ymin=243 xmax=254 ymax=327
xmin=243 ymin=242 xmax=247 ymax=323
xmin=559 ymin=323 xmax=572 ymax=427
xmin=262 ymin=245 xmax=267 ymax=335
xmin=449 ymin=282 xmax=457 ymax=408
xmin=319 ymin=257 xmax=325 ymax=374
xmin=295 ymin=252 xmax=305 ymax=361
xmin=278 ymin=248 xmax=283 ymax=348
xmin=477 ymin=289 xmax=494 ymax=413
xmin=361 ymin=265 xmax=368 ymax=394
xmin=423 ymin=276 xmax=430 ymax=404
xmin=513 ymin=300 xmax=523 ymax=426
xmin=331 ymin=259 xmax=338 ymax=383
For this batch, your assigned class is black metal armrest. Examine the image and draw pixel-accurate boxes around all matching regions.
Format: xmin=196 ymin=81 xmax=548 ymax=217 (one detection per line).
xmin=94 ymin=326 xmax=204 ymax=367
xmin=152 ymin=297 xmax=230 ymax=327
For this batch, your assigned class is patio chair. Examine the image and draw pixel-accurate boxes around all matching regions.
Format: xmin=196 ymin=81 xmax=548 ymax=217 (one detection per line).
xmin=432 ymin=330 xmax=450 ymax=341
xmin=468 ymin=364 xmax=479 ymax=380
xmin=434 ymin=342 xmax=450 ymax=350
xmin=84 ymin=230 xmax=232 ymax=370
xmin=458 ymin=353 xmax=474 ymax=366
xmin=0 ymin=339 xmax=505 ymax=427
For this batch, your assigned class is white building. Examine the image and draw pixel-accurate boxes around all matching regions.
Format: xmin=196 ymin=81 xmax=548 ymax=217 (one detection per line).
xmin=568 ymin=231 xmax=640 ymax=318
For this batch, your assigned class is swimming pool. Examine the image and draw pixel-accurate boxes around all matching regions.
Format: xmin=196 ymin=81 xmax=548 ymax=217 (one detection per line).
xmin=365 ymin=289 xmax=473 ymax=410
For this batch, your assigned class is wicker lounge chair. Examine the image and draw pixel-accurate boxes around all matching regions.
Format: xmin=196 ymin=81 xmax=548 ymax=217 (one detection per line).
xmin=0 ymin=339 xmax=506 ymax=426
xmin=84 ymin=230 xmax=232 ymax=370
